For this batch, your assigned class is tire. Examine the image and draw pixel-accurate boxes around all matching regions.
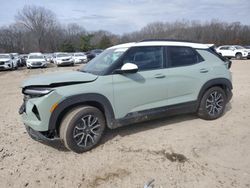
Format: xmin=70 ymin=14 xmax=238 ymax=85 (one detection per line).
xmin=59 ymin=106 xmax=106 ymax=153
xmin=11 ymin=63 xmax=15 ymax=70
xmin=197 ymin=87 xmax=227 ymax=120
xmin=235 ymin=53 xmax=242 ymax=60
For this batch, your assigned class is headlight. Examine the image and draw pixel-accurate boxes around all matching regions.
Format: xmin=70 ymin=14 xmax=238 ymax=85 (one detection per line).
xmin=5 ymin=60 xmax=11 ymax=64
xmin=23 ymin=87 xmax=53 ymax=97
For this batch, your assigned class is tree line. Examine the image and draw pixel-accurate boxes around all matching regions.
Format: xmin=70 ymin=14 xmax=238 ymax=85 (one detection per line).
xmin=0 ymin=5 xmax=250 ymax=53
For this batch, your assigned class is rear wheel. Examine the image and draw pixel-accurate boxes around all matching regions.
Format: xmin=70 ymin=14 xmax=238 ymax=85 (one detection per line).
xmin=60 ymin=106 xmax=106 ymax=153
xmin=198 ymin=87 xmax=226 ymax=120
xmin=235 ymin=53 xmax=242 ymax=60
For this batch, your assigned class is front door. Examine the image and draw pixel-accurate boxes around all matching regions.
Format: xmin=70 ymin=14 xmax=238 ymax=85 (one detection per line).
xmin=112 ymin=46 xmax=168 ymax=119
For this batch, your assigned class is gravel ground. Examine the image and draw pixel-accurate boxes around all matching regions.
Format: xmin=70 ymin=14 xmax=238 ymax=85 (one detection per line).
xmin=0 ymin=61 xmax=250 ymax=188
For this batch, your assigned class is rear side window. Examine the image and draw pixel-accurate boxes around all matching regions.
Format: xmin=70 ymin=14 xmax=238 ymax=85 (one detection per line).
xmin=122 ymin=46 xmax=164 ymax=71
xmin=167 ymin=46 xmax=204 ymax=68
xmin=220 ymin=47 xmax=229 ymax=50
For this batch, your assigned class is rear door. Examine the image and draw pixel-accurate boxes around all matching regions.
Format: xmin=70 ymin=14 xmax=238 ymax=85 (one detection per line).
xmin=164 ymin=46 xmax=208 ymax=106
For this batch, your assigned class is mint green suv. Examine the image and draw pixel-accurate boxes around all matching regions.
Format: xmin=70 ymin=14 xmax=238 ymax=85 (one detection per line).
xmin=19 ymin=40 xmax=233 ymax=153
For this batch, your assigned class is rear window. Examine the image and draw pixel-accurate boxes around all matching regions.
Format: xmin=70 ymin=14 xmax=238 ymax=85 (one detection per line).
xmin=167 ymin=46 xmax=204 ymax=68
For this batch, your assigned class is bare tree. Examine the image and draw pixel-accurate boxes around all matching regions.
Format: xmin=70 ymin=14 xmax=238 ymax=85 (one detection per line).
xmin=1 ymin=5 xmax=250 ymax=54
xmin=15 ymin=5 xmax=58 ymax=51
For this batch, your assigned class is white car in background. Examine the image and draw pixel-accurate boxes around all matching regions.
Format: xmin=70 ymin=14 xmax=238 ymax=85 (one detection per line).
xmin=26 ymin=53 xmax=47 ymax=68
xmin=72 ymin=52 xmax=87 ymax=64
xmin=216 ymin=45 xmax=250 ymax=59
xmin=0 ymin=53 xmax=18 ymax=70
xmin=54 ymin=53 xmax=74 ymax=66
xmin=11 ymin=53 xmax=22 ymax=66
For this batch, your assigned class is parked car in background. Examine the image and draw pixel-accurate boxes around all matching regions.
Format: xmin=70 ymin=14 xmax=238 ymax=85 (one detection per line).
xmin=216 ymin=45 xmax=250 ymax=59
xmin=86 ymin=49 xmax=103 ymax=61
xmin=72 ymin=52 xmax=87 ymax=64
xmin=19 ymin=40 xmax=233 ymax=153
xmin=26 ymin=53 xmax=47 ymax=69
xmin=54 ymin=53 xmax=74 ymax=66
xmin=0 ymin=53 xmax=18 ymax=70
xmin=44 ymin=53 xmax=53 ymax=63
xmin=19 ymin=54 xmax=28 ymax=67
xmin=11 ymin=53 xmax=22 ymax=67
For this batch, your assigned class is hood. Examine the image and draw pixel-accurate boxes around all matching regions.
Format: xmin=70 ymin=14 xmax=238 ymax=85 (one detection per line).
xmin=0 ymin=58 xmax=11 ymax=62
xmin=56 ymin=56 xmax=72 ymax=60
xmin=27 ymin=59 xmax=45 ymax=62
xmin=22 ymin=71 xmax=98 ymax=88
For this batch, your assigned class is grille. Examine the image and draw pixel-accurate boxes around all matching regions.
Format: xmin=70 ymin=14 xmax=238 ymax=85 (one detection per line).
xmin=0 ymin=62 xmax=5 ymax=65
xmin=32 ymin=62 xmax=42 ymax=65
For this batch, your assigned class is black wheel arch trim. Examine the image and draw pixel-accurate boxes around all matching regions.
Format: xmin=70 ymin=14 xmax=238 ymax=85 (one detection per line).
xmin=48 ymin=93 xmax=115 ymax=132
xmin=198 ymin=78 xmax=233 ymax=103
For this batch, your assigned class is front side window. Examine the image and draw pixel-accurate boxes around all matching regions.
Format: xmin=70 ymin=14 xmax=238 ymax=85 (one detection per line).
xmin=234 ymin=46 xmax=244 ymax=50
xmin=122 ymin=46 xmax=164 ymax=71
xmin=167 ymin=46 xmax=203 ymax=68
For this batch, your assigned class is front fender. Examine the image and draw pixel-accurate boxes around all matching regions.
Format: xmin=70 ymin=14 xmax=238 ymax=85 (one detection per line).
xmin=48 ymin=93 xmax=116 ymax=131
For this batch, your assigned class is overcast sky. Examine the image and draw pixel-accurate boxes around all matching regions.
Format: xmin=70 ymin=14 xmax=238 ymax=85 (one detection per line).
xmin=0 ymin=0 xmax=249 ymax=34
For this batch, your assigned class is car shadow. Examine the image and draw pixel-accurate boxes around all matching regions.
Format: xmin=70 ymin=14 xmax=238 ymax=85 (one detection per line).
xmin=224 ymin=102 xmax=232 ymax=113
xmin=101 ymin=114 xmax=197 ymax=144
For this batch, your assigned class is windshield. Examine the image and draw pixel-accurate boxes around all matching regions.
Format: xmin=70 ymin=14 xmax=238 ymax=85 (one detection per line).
xmin=81 ymin=48 xmax=128 ymax=75
xmin=75 ymin=53 xmax=85 ymax=56
xmin=57 ymin=53 xmax=70 ymax=57
xmin=0 ymin=55 xmax=10 ymax=58
xmin=235 ymin=46 xmax=244 ymax=49
xmin=28 ymin=55 xmax=44 ymax=59
xmin=93 ymin=50 xmax=103 ymax=54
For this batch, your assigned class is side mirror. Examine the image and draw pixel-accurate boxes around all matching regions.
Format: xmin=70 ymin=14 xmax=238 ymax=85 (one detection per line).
xmin=114 ymin=63 xmax=138 ymax=74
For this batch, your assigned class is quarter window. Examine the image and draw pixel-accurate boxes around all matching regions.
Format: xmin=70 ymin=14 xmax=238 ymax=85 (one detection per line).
xmin=122 ymin=46 xmax=164 ymax=71
xmin=167 ymin=46 xmax=203 ymax=67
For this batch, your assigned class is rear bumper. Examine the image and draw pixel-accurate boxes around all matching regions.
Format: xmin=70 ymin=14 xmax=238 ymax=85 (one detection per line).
xmin=57 ymin=61 xmax=74 ymax=65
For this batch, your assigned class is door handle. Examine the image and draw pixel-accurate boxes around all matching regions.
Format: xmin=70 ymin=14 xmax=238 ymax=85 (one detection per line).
xmin=154 ymin=74 xmax=166 ymax=79
xmin=200 ymin=68 xmax=209 ymax=73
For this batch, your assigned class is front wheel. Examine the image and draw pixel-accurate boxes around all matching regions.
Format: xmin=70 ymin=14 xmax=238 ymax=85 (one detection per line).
xmin=59 ymin=106 xmax=106 ymax=153
xmin=197 ymin=87 xmax=227 ymax=120
xmin=235 ymin=53 xmax=242 ymax=60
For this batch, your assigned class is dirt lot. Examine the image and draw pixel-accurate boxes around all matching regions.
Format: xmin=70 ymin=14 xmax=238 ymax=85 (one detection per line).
xmin=0 ymin=61 xmax=250 ymax=188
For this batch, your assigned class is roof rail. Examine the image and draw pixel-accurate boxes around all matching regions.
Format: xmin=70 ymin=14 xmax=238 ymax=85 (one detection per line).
xmin=139 ymin=39 xmax=196 ymax=43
